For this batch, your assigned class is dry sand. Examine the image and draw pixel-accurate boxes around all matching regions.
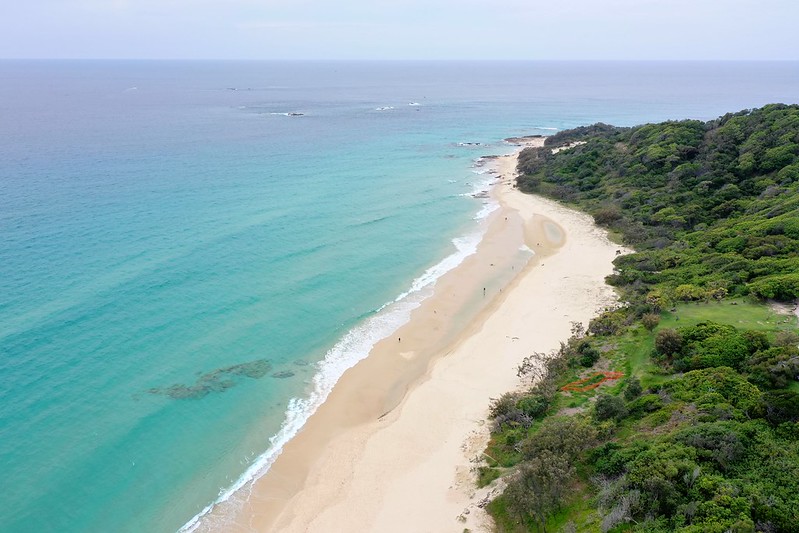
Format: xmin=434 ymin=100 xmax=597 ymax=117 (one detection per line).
xmin=210 ymin=138 xmax=624 ymax=532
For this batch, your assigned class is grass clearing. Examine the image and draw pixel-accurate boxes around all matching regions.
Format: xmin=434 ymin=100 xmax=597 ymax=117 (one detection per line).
xmin=660 ymin=298 xmax=798 ymax=333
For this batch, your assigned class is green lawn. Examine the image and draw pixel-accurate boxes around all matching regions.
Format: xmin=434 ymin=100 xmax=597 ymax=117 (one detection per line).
xmin=659 ymin=298 xmax=798 ymax=333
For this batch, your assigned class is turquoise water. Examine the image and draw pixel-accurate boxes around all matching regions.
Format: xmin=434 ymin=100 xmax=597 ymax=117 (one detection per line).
xmin=1 ymin=61 xmax=798 ymax=532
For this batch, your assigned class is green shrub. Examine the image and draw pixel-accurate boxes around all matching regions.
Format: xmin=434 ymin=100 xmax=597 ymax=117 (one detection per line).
xmin=666 ymin=367 xmax=763 ymax=417
xmin=594 ymin=394 xmax=628 ymax=421
xmin=521 ymin=416 xmax=597 ymax=461
xmin=516 ymin=395 xmax=550 ymax=420
xmin=763 ymin=390 xmax=799 ymax=425
xmin=655 ymin=328 xmax=683 ymax=356
xmin=641 ymin=313 xmax=661 ymax=331
xmin=627 ymin=393 xmax=663 ymax=417
xmin=577 ymin=341 xmax=601 ymax=367
xmin=748 ymin=273 xmax=799 ymax=300
xmin=746 ymin=346 xmax=799 ymax=389
xmin=624 ymin=377 xmax=643 ymax=400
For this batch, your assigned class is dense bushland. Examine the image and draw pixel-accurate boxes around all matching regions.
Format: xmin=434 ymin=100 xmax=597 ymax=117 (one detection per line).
xmin=519 ymin=104 xmax=799 ymax=304
xmin=483 ymin=105 xmax=799 ymax=533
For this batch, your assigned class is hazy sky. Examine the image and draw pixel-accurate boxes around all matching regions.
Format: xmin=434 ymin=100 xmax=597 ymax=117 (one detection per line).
xmin=1 ymin=0 xmax=797 ymax=60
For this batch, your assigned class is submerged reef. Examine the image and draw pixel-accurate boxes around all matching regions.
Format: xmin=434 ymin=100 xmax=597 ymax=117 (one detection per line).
xmin=148 ymin=358 xmax=273 ymax=400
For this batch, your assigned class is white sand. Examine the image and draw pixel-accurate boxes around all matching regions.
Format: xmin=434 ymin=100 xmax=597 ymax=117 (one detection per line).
xmin=227 ymin=140 xmax=624 ymax=532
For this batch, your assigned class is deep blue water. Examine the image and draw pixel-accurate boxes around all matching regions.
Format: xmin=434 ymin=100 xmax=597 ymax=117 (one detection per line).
xmin=1 ymin=60 xmax=797 ymax=532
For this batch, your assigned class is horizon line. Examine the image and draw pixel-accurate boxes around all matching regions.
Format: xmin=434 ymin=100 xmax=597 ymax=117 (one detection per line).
xmin=2 ymin=57 xmax=799 ymax=62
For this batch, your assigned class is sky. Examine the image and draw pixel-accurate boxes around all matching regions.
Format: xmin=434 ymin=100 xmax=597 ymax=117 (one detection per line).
xmin=1 ymin=0 xmax=797 ymax=60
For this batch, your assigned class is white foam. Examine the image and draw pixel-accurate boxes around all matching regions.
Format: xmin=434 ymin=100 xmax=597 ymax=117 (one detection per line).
xmin=394 ymin=232 xmax=481 ymax=302
xmin=180 ymin=229 xmax=485 ymax=532
xmin=469 ymin=171 xmax=498 ymax=197
xmin=474 ymin=201 xmax=499 ymax=220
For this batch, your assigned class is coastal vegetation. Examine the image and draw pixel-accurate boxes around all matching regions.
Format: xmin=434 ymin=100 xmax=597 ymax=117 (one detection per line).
xmin=482 ymin=104 xmax=799 ymax=532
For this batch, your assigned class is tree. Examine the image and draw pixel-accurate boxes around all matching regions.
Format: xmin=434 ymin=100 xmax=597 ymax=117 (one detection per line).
xmin=521 ymin=416 xmax=597 ymax=462
xmin=517 ymin=351 xmax=550 ymax=386
xmin=504 ymin=450 xmax=574 ymax=532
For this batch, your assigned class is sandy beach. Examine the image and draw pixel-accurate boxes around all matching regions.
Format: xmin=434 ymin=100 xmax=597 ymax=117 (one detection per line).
xmin=206 ymin=138 xmax=623 ymax=532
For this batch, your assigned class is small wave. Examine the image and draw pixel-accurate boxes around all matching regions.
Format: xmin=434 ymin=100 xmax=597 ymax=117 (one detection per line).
xmin=408 ymin=102 xmax=420 ymax=106
xmin=519 ymin=244 xmax=535 ymax=253
xmin=375 ymin=106 xmax=395 ymax=111
xmin=385 ymin=231 xmax=481 ymax=307
xmin=467 ymin=163 xmax=501 ymax=197
xmin=180 ymin=227 xmax=485 ymax=532
xmin=474 ymin=201 xmax=499 ymax=220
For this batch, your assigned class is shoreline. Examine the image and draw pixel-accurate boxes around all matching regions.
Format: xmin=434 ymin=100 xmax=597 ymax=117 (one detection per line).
xmin=198 ymin=138 xmax=623 ymax=532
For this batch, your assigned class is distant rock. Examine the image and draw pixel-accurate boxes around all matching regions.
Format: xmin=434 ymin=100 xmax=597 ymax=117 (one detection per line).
xmin=504 ymin=135 xmax=544 ymax=144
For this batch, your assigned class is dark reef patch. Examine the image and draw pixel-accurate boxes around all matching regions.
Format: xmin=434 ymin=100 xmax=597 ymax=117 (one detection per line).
xmin=148 ymin=358 xmax=272 ymax=400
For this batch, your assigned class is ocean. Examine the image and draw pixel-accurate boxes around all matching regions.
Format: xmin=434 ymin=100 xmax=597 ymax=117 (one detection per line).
xmin=1 ymin=60 xmax=797 ymax=532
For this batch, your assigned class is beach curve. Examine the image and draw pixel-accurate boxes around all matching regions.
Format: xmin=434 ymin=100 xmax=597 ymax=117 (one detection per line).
xmin=198 ymin=137 xmax=624 ymax=532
